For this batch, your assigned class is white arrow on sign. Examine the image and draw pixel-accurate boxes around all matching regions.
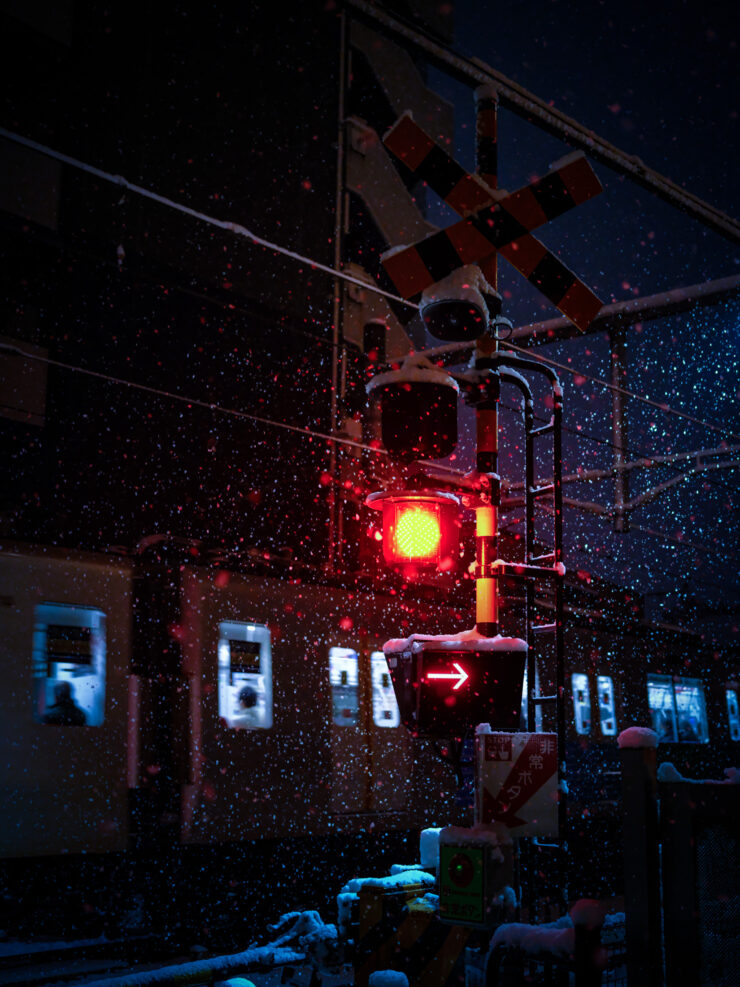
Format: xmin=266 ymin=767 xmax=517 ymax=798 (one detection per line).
xmin=426 ymin=662 xmax=469 ymax=691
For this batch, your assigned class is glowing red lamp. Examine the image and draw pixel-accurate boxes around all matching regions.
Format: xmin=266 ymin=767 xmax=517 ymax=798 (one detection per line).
xmin=366 ymin=490 xmax=460 ymax=573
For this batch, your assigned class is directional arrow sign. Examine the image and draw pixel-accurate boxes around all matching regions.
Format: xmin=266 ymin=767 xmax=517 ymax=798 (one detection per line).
xmin=427 ymin=661 xmax=469 ymax=691
xmin=386 ymin=646 xmax=526 ymax=737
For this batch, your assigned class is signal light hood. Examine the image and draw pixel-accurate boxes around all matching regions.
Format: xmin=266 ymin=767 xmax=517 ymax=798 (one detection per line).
xmin=367 ymin=354 xmax=459 ymax=461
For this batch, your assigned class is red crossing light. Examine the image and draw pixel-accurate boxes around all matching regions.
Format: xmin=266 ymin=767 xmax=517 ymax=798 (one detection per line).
xmin=366 ymin=490 xmax=460 ymax=574
xmin=392 ymin=502 xmax=441 ymax=562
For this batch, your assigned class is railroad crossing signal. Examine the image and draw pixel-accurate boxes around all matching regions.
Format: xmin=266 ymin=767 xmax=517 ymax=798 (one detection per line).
xmin=381 ymin=113 xmax=604 ymax=332
xmin=427 ymin=661 xmax=469 ymax=691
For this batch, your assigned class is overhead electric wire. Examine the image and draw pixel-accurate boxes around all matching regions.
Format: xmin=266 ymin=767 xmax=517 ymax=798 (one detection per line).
xmin=4 ymin=343 xmax=736 ymax=574
xmin=0 ymin=212 xmax=361 ymax=356
xmin=495 ymin=398 xmax=738 ymax=501
xmin=3 ymin=128 xmax=738 ymax=568
xmin=0 ymin=126 xmax=416 ymax=312
xmin=2 ymin=125 xmax=738 ymax=445
xmin=0 ymin=342 xmax=386 ymax=457
xmin=500 ymin=340 xmax=740 ymax=442
xmin=9 ymin=338 xmax=734 ymax=569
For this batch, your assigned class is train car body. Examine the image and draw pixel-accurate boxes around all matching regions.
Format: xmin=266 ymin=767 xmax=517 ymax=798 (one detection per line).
xmin=0 ymin=546 xmax=133 ymax=859
xmin=0 ymin=541 xmax=737 ymax=939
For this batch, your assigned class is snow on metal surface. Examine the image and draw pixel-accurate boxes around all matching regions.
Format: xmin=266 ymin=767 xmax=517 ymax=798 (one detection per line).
xmin=420 ymin=827 xmax=442 ymax=869
xmin=657 ymin=761 xmax=740 ymax=784
xmin=617 ymin=726 xmax=658 ymax=748
xmin=369 ymin=971 xmax=409 ymax=987
xmin=440 ymin=822 xmax=513 ymax=849
xmin=366 ymin=353 xmax=459 ymax=392
xmin=340 ymin=869 xmax=435 ymax=892
xmin=383 ymin=629 xmax=528 ymax=653
xmin=80 ymin=945 xmax=306 ymax=987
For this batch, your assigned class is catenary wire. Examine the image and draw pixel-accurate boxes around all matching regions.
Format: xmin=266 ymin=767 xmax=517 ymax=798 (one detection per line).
xmin=494 ymin=398 xmax=738 ymax=500
xmin=6 ymin=204 xmax=734 ymax=500
xmin=2 ymin=132 xmax=737 ymax=568
xmin=5 ymin=341 xmax=736 ymax=575
xmin=500 ymin=340 xmax=740 ymax=442
xmin=0 ymin=126 xmax=415 ymax=311
xmin=1 ymin=125 xmax=738 ymax=443
xmin=0 ymin=214 xmax=363 ymax=358
xmin=0 ymin=343 xmax=385 ymax=457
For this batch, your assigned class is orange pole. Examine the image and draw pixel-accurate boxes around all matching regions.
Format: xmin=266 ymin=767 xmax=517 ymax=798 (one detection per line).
xmin=475 ymin=395 xmax=499 ymax=636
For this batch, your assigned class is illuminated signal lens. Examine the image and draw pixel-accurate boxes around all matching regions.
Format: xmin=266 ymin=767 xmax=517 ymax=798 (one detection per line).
xmin=392 ymin=504 xmax=441 ymax=562
xmin=366 ymin=489 xmax=460 ymax=573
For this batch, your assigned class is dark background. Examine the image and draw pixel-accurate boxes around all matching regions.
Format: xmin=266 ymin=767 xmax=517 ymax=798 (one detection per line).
xmin=1 ymin=0 xmax=738 ymax=644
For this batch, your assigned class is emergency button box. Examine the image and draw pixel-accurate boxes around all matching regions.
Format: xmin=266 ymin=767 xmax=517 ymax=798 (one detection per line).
xmin=476 ymin=732 xmax=559 ymax=838
xmin=438 ymin=840 xmax=514 ymax=928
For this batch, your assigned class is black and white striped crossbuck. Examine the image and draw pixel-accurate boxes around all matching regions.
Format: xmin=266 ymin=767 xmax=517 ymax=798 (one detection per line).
xmin=381 ymin=113 xmax=604 ymax=332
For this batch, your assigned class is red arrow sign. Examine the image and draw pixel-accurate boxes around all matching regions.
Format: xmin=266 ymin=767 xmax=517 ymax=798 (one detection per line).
xmin=426 ymin=661 xmax=469 ymax=691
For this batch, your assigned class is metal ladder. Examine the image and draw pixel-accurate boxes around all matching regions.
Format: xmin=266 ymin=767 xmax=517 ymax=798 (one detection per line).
xmin=495 ymin=351 xmax=568 ymax=920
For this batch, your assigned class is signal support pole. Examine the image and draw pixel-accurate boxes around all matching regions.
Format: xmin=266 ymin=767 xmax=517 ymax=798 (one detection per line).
xmin=475 ymin=83 xmax=500 ymax=294
xmin=610 ymin=327 xmax=629 ymax=532
xmin=474 ymin=333 xmax=501 ymax=638
xmin=474 ymin=84 xmax=501 ymax=638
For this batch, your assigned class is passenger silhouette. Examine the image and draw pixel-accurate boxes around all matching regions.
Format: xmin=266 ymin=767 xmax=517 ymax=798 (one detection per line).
xmin=231 ymin=685 xmax=259 ymax=728
xmin=42 ymin=681 xmax=87 ymax=726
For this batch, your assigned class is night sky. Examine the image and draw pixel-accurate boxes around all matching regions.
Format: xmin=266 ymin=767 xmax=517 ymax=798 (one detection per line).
xmin=421 ymin=0 xmax=739 ymax=642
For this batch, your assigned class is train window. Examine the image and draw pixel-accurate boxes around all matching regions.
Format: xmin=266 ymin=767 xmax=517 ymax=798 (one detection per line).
xmin=597 ymin=675 xmax=618 ymax=736
xmin=371 ymin=651 xmax=400 ymax=728
xmin=33 ymin=603 xmax=106 ymax=726
xmin=727 ymin=688 xmax=740 ymax=741
xmin=673 ymin=677 xmax=709 ymax=743
xmin=647 ymin=674 xmax=709 ymax=743
xmin=218 ymin=621 xmax=272 ymax=730
xmin=571 ymin=673 xmax=591 ymax=735
xmin=329 ymin=647 xmax=359 ymax=727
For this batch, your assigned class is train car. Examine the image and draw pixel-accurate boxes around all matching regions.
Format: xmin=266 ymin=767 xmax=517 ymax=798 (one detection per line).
xmin=0 ymin=544 xmax=133 ymax=860
xmin=0 ymin=540 xmax=471 ymax=941
xmin=0 ymin=540 xmax=736 ymax=939
xmin=549 ymin=589 xmax=739 ymax=900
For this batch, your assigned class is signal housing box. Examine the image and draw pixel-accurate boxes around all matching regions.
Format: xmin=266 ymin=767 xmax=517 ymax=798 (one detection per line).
xmin=384 ymin=635 xmax=527 ymax=739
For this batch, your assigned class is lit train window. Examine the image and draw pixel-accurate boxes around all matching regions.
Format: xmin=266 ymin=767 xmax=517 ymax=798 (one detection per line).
xmin=647 ymin=674 xmax=678 ymax=742
xmin=673 ymin=677 xmax=709 ymax=744
xmin=371 ymin=651 xmax=400 ymax=728
xmin=571 ymin=673 xmax=591 ymax=735
xmin=647 ymin=675 xmax=709 ymax=743
xmin=218 ymin=622 xmax=272 ymax=730
xmin=33 ymin=603 xmax=106 ymax=726
xmin=597 ymin=675 xmax=618 ymax=736
xmin=329 ymin=647 xmax=359 ymax=727
xmin=727 ymin=688 xmax=740 ymax=742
